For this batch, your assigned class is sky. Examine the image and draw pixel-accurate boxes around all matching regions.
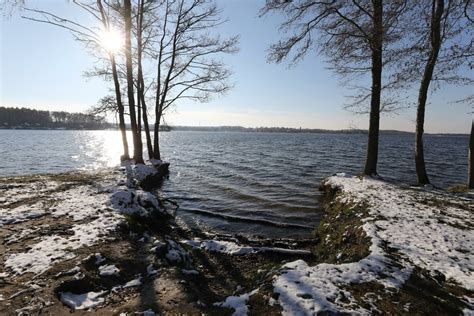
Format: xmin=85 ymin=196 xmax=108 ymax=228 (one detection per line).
xmin=1 ymin=0 xmax=472 ymax=133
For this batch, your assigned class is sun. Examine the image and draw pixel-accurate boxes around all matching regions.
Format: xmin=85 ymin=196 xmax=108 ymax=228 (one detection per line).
xmin=99 ymin=27 xmax=123 ymax=54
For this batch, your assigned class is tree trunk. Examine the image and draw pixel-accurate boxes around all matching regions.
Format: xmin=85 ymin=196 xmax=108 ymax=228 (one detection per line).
xmin=136 ymin=0 xmax=142 ymax=137
xmin=363 ymin=0 xmax=383 ymax=176
xmin=110 ymin=55 xmax=130 ymax=160
xmin=137 ymin=86 xmax=142 ymax=134
xmin=138 ymin=58 xmax=153 ymax=160
xmin=124 ymin=0 xmax=144 ymax=164
xmin=415 ymin=0 xmax=444 ymax=185
xmin=154 ymin=120 xmax=161 ymax=160
xmin=136 ymin=0 xmax=154 ymax=160
xmin=97 ymin=0 xmax=129 ymax=160
xmin=153 ymin=32 xmax=163 ymax=160
xmin=469 ymin=119 xmax=474 ymax=190
xmin=153 ymin=110 xmax=162 ymax=160
xmin=141 ymin=102 xmax=154 ymax=160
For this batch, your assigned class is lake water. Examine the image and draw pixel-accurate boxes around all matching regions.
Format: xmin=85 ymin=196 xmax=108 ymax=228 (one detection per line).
xmin=0 ymin=130 xmax=469 ymax=238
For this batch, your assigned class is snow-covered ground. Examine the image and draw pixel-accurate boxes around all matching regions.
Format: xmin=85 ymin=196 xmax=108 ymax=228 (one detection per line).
xmin=273 ymin=173 xmax=473 ymax=315
xmin=1 ymin=165 xmax=168 ymax=278
xmin=3 ymin=180 xmax=124 ymax=276
xmin=1 ymin=169 xmax=472 ymax=315
xmin=0 ymin=165 xmax=180 ymax=315
xmin=0 ymin=180 xmax=62 ymax=207
xmin=0 ymin=202 xmax=47 ymax=226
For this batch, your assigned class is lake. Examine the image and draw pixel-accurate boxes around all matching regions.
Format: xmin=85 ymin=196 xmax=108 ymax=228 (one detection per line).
xmin=0 ymin=130 xmax=469 ymax=238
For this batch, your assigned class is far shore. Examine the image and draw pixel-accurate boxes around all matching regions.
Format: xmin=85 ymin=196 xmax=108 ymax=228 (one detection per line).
xmin=0 ymin=126 xmax=469 ymax=136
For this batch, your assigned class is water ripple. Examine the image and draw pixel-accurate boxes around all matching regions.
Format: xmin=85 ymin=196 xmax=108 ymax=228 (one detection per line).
xmin=0 ymin=130 xmax=468 ymax=238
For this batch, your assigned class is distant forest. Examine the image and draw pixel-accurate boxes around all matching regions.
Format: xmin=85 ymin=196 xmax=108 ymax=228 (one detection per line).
xmin=169 ymin=125 xmax=412 ymax=134
xmin=169 ymin=126 xmax=467 ymax=136
xmin=0 ymin=106 xmax=113 ymax=130
xmin=171 ymin=125 xmax=369 ymax=134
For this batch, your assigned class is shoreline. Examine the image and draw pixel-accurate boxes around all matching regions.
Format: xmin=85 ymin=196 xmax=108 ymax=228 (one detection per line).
xmin=0 ymin=127 xmax=469 ymax=136
xmin=0 ymin=170 xmax=472 ymax=314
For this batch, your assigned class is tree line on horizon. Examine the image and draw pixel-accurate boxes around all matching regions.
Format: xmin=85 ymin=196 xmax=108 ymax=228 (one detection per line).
xmin=168 ymin=125 xmax=470 ymax=135
xmin=2 ymin=106 xmax=469 ymax=135
xmin=16 ymin=0 xmax=473 ymax=189
xmin=0 ymin=106 xmax=111 ymax=129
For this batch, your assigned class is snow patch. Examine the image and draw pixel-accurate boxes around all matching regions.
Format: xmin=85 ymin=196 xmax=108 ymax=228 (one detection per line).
xmin=214 ymin=289 xmax=258 ymax=316
xmin=59 ymin=291 xmax=106 ymax=310
xmin=51 ymin=186 xmax=109 ymax=221
xmin=181 ymin=239 xmax=256 ymax=255
xmin=55 ymin=266 xmax=81 ymax=278
xmin=99 ymin=264 xmax=119 ymax=276
xmin=4 ymin=227 xmax=39 ymax=245
xmin=5 ymin=212 xmax=122 ymax=275
xmin=0 ymin=181 xmax=61 ymax=207
xmin=181 ymin=239 xmax=310 ymax=256
xmin=123 ymin=276 xmax=142 ymax=288
xmin=0 ymin=202 xmax=47 ymax=226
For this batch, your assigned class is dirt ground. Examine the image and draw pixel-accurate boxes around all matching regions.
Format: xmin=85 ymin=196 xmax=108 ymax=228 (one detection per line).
xmin=2 ymin=170 xmax=471 ymax=315
xmin=0 ymin=171 xmax=315 ymax=315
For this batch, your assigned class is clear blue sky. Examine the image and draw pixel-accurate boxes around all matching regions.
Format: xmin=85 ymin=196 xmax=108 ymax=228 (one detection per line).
xmin=1 ymin=0 xmax=472 ymax=133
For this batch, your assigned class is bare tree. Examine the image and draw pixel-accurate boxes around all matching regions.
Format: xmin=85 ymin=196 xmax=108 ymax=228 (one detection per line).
xmin=261 ymin=1 xmax=407 ymax=176
xmin=390 ymin=0 xmax=473 ymax=185
xmin=144 ymin=0 xmax=238 ymax=160
xmin=411 ymin=0 xmax=472 ymax=186
xmin=415 ymin=0 xmax=445 ymax=185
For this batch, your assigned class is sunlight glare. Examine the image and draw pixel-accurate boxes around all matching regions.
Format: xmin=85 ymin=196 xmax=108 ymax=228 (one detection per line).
xmin=99 ymin=27 xmax=123 ymax=54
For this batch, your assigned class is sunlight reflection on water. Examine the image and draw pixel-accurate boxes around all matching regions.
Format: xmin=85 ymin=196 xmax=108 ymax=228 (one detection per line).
xmin=72 ymin=130 xmax=125 ymax=170
xmin=0 ymin=130 xmax=126 ymax=174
